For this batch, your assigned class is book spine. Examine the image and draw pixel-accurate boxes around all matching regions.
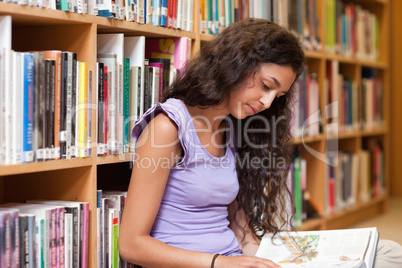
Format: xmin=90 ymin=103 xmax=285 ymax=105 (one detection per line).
xmin=160 ymin=0 xmax=168 ymax=26
xmin=0 ymin=213 xmax=7 ymax=268
xmin=49 ymin=209 xmax=57 ymax=268
xmin=71 ymin=54 xmax=78 ymax=158
xmin=112 ymin=212 xmax=119 ymax=268
xmin=37 ymin=52 xmax=46 ymax=162
xmin=67 ymin=207 xmax=79 ymax=268
xmin=26 ymin=215 xmax=35 ymax=268
xmin=75 ymin=62 xmax=80 ymax=158
xmin=64 ymin=213 xmax=72 ymax=268
xmin=60 ymin=52 xmax=68 ymax=160
xmin=123 ymin=58 xmax=130 ymax=154
xmin=97 ymin=63 xmax=105 ymax=156
xmin=9 ymin=210 xmax=19 ymax=268
xmin=12 ymin=52 xmax=23 ymax=165
xmin=22 ymin=53 xmax=34 ymax=163
xmin=54 ymin=52 xmax=62 ymax=160
xmin=66 ymin=52 xmax=73 ymax=160
xmin=19 ymin=215 xmax=28 ymax=268
xmin=81 ymin=203 xmax=89 ymax=268
xmin=58 ymin=207 xmax=65 ymax=268
xmin=103 ymin=66 xmax=108 ymax=156
xmin=88 ymin=70 xmax=93 ymax=157
xmin=79 ymin=62 xmax=88 ymax=158
xmin=117 ymin=64 xmax=123 ymax=154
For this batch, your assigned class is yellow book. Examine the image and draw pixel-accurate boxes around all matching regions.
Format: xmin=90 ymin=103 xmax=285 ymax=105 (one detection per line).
xmin=79 ymin=62 xmax=88 ymax=158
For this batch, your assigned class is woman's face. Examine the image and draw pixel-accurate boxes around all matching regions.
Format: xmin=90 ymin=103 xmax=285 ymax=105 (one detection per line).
xmin=227 ymin=63 xmax=297 ymax=119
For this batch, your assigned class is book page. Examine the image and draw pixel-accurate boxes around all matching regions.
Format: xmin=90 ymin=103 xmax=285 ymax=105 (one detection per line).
xmin=256 ymin=228 xmax=378 ymax=268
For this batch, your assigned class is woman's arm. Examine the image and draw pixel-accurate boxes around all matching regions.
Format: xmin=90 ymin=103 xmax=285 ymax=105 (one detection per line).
xmin=118 ymin=113 xmax=214 ymax=268
xmin=119 ymin=113 xmax=280 ymax=268
xmin=228 ymin=199 xmax=261 ymax=256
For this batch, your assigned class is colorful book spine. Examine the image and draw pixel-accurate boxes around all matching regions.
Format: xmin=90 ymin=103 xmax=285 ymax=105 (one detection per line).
xmin=22 ymin=53 xmax=34 ymax=163
xmin=160 ymin=0 xmax=168 ymax=26
xmin=123 ymin=58 xmax=130 ymax=154
xmin=78 ymin=62 xmax=88 ymax=158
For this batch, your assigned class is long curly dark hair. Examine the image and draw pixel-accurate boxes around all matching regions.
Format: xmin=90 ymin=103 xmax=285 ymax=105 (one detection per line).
xmin=163 ymin=18 xmax=305 ymax=240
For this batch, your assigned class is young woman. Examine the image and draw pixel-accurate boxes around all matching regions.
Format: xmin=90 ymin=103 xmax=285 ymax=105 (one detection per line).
xmin=118 ymin=18 xmax=303 ymax=268
xmin=118 ymin=18 xmax=402 ymax=268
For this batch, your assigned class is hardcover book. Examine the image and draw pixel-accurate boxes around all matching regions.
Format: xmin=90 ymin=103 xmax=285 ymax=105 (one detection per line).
xmin=256 ymin=227 xmax=379 ymax=268
xmin=145 ymin=37 xmax=191 ymax=72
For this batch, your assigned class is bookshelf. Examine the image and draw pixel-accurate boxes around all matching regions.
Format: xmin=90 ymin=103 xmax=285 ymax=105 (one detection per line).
xmin=0 ymin=0 xmax=391 ymax=267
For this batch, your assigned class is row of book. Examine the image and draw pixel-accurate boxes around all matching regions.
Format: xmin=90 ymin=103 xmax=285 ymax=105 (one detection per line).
xmin=96 ymin=34 xmax=191 ymax=156
xmin=97 ymin=189 xmax=142 ymax=268
xmin=0 ymin=16 xmax=93 ymax=165
xmin=291 ymin=63 xmax=384 ymax=139
xmin=325 ymin=141 xmax=384 ymax=215
xmin=97 ymin=0 xmax=195 ymax=31
xmin=291 ymin=70 xmax=321 ymax=138
xmin=290 ymin=140 xmax=384 ymax=227
xmin=0 ymin=200 xmax=89 ymax=268
xmin=0 ymin=48 xmax=94 ymax=165
xmin=0 ymin=0 xmax=195 ymax=31
xmin=200 ymin=0 xmax=296 ymax=35
xmin=325 ymin=61 xmax=383 ymax=134
xmin=200 ymin=0 xmax=380 ymax=62
xmin=324 ymin=0 xmax=379 ymax=61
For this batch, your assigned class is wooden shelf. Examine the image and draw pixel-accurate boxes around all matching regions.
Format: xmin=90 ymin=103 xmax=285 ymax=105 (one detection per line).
xmin=200 ymin=33 xmax=216 ymax=42
xmin=325 ymin=195 xmax=387 ymax=229
xmin=293 ymin=134 xmax=324 ymax=144
xmin=0 ymin=158 xmax=93 ymax=176
xmin=97 ymin=154 xmax=133 ymax=165
xmin=0 ymin=2 xmax=195 ymax=39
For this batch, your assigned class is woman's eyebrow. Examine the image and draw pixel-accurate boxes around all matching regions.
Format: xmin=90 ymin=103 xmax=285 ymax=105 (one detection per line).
xmin=267 ymin=76 xmax=281 ymax=88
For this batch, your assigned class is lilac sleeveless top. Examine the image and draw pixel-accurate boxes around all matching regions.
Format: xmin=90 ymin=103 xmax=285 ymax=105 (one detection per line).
xmin=131 ymin=98 xmax=243 ymax=256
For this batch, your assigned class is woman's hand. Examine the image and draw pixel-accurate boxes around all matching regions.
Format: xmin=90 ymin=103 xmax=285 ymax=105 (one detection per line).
xmin=215 ymin=255 xmax=281 ymax=268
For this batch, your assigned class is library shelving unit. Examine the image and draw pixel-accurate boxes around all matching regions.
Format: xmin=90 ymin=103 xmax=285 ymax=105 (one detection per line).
xmin=0 ymin=1 xmax=200 ymax=268
xmin=200 ymin=0 xmax=390 ymax=231
xmin=0 ymin=0 xmax=390 ymax=268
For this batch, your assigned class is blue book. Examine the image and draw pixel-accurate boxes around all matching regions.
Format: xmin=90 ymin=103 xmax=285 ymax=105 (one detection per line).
xmin=152 ymin=0 xmax=161 ymax=26
xmin=160 ymin=0 xmax=168 ymax=26
xmin=22 ymin=53 xmax=34 ymax=163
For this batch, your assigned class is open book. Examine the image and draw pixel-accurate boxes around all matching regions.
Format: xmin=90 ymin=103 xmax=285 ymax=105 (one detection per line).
xmin=255 ymin=227 xmax=379 ymax=268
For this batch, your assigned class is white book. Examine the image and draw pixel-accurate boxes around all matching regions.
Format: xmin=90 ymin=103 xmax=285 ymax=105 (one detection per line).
xmin=1 ymin=48 xmax=12 ymax=165
xmin=256 ymin=227 xmax=379 ymax=268
xmin=12 ymin=51 xmax=23 ymax=165
xmin=181 ymin=0 xmax=187 ymax=31
xmin=137 ymin=0 xmax=145 ymax=23
xmin=186 ymin=0 xmax=193 ymax=32
xmin=98 ymin=33 xmax=124 ymax=155
xmin=65 ymin=212 xmax=73 ymax=268
xmin=117 ymin=63 xmax=123 ymax=154
xmin=150 ymin=66 xmax=160 ymax=107
xmin=0 ymin=16 xmax=12 ymax=51
xmin=73 ymin=61 xmax=80 ymax=158
xmin=175 ymin=0 xmax=182 ymax=29
xmin=124 ymin=36 xmax=146 ymax=117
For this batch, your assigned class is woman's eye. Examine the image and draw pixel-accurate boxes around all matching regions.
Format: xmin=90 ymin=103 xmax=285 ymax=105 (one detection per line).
xmin=263 ymin=83 xmax=270 ymax=90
